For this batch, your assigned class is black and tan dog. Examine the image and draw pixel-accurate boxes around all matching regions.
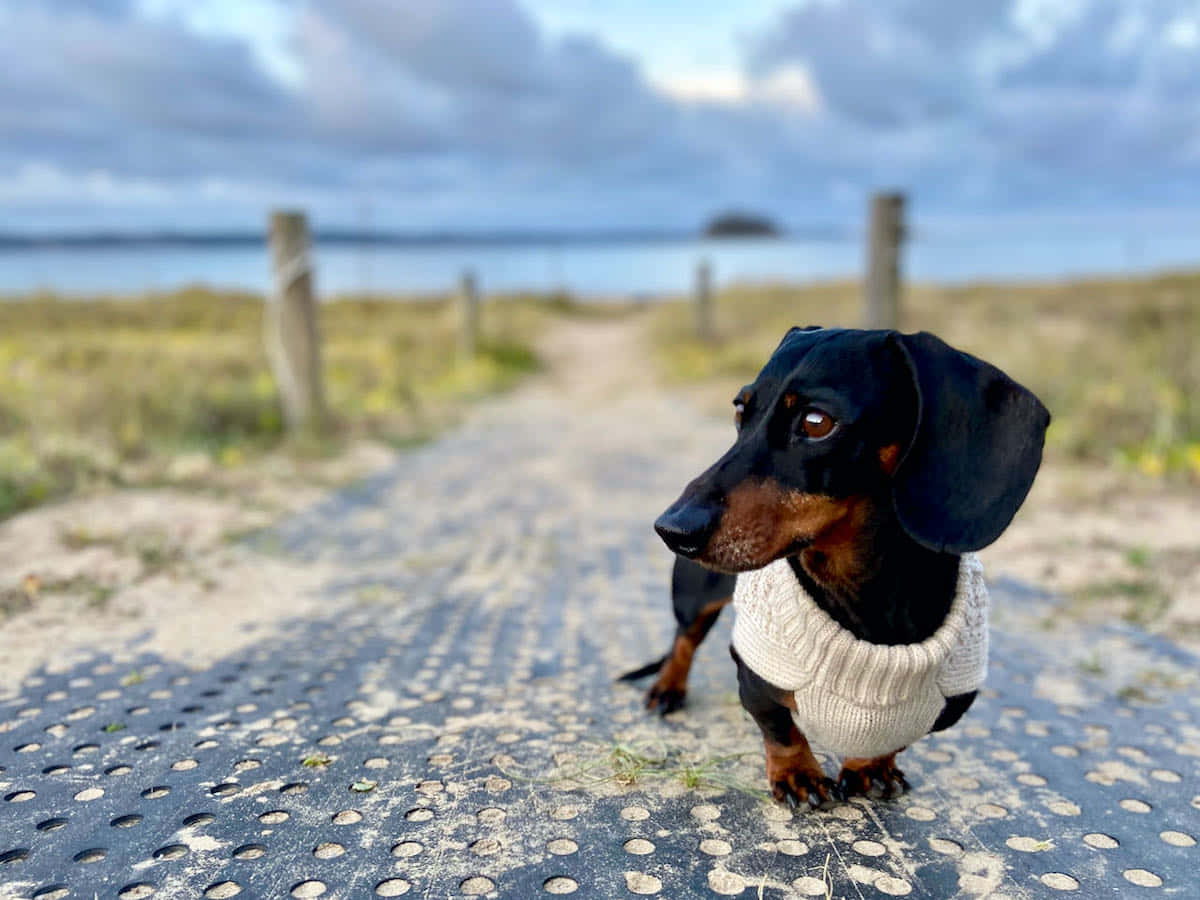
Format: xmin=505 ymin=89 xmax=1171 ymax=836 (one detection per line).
xmin=622 ymin=327 xmax=1048 ymax=805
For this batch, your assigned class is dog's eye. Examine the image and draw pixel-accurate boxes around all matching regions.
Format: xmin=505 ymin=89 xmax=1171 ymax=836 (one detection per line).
xmin=733 ymin=400 xmax=745 ymax=428
xmin=801 ymin=408 xmax=836 ymax=439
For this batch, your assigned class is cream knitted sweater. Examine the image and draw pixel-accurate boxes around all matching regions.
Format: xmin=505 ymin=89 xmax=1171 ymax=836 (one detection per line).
xmin=731 ymin=554 xmax=988 ymax=760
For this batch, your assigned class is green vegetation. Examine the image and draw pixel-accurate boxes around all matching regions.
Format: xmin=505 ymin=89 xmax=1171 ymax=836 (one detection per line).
xmin=0 ymin=286 xmax=574 ymax=520
xmin=649 ymin=271 xmax=1200 ymax=479
xmin=501 ymin=737 xmax=766 ymax=798
xmin=1073 ymin=576 xmax=1172 ymax=626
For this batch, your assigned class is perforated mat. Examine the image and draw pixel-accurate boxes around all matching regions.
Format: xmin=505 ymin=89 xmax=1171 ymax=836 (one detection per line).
xmin=2 ymin=392 xmax=1198 ymax=899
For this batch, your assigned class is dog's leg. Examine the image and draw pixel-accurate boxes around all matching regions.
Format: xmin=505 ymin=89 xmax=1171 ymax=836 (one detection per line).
xmin=837 ymin=751 xmax=910 ymax=798
xmin=732 ymin=647 xmax=839 ymax=807
xmin=619 ymin=556 xmax=734 ymax=715
xmin=643 ymin=595 xmax=729 ymax=713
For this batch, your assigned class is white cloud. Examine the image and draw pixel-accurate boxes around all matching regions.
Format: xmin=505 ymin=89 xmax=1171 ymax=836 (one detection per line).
xmin=0 ymin=163 xmax=172 ymax=205
xmin=1164 ymin=16 xmax=1199 ymax=47
xmin=651 ymin=64 xmax=821 ymax=113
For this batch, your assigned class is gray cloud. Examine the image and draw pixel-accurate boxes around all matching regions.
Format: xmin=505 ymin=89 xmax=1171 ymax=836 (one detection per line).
xmin=749 ymin=0 xmax=1200 ymax=182
xmin=1 ymin=0 xmax=1198 ymax=230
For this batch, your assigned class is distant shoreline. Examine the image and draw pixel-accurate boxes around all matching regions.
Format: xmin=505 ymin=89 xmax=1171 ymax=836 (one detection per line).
xmin=0 ymin=226 xmax=850 ymax=251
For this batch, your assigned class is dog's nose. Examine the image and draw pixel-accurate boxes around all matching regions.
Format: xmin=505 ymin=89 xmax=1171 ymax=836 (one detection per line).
xmin=654 ymin=501 xmax=721 ymax=558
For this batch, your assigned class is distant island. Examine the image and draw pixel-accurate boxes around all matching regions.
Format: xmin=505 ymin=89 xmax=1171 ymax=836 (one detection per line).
xmin=702 ymin=212 xmax=781 ymax=238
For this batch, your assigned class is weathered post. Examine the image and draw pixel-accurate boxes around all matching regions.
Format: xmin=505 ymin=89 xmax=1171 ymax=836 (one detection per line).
xmin=695 ymin=259 xmax=714 ymax=341
xmin=266 ymin=210 xmax=326 ymax=434
xmin=458 ymin=269 xmax=480 ymax=360
xmin=864 ymin=192 xmax=906 ymax=330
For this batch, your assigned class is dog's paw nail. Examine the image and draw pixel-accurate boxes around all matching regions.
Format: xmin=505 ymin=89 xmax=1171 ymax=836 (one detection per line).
xmin=820 ymin=778 xmax=841 ymax=803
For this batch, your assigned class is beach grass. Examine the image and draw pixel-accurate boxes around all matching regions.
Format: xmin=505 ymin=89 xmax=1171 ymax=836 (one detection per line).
xmin=0 ymin=286 xmax=581 ymax=520
xmin=648 ymin=271 xmax=1200 ymax=480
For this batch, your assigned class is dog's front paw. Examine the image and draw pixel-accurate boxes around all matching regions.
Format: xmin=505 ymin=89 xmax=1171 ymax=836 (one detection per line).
xmin=765 ymin=742 xmax=842 ymax=808
xmin=645 ymin=680 xmax=686 ymax=715
xmin=770 ymin=770 xmax=842 ymax=808
xmin=837 ymin=753 xmax=910 ymax=799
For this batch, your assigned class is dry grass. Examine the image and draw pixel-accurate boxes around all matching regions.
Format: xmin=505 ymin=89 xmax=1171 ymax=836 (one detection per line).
xmin=648 ymin=270 xmax=1200 ymax=480
xmin=0 ymin=286 xmax=597 ymax=519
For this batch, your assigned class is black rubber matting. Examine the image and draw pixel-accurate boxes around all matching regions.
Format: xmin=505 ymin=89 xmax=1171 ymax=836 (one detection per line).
xmin=1 ymin=440 xmax=1198 ymax=898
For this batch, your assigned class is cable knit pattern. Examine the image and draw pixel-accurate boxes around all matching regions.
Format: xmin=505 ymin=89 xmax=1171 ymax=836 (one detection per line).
xmin=731 ymin=554 xmax=988 ymax=759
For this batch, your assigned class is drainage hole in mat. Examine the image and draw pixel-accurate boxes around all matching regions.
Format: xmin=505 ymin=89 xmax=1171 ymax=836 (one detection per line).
xmin=314 ymin=843 xmax=345 ymax=859
xmin=118 ymin=883 xmax=156 ymax=899
xmin=376 ymin=880 xmax=411 ymax=897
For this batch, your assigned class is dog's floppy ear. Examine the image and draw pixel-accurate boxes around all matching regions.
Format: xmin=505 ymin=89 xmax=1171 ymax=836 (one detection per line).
xmin=775 ymin=325 xmax=823 ymax=352
xmin=888 ymin=331 xmax=1050 ymax=553
xmin=777 ymin=324 xmax=825 ymax=352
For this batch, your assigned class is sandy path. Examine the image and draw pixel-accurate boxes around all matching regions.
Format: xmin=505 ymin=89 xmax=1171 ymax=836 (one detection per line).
xmin=0 ymin=312 xmax=703 ymax=689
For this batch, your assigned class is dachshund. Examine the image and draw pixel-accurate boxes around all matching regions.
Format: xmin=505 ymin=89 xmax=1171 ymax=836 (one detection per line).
xmin=623 ymin=327 xmax=1049 ymax=805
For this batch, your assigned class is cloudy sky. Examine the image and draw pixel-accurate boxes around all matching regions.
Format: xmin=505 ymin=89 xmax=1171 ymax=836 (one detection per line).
xmin=2 ymin=0 xmax=1198 ymax=232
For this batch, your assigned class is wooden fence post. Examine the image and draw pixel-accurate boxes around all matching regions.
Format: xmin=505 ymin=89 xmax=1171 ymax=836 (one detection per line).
xmin=695 ymin=259 xmax=714 ymax=341
xmin=458 ymin=269 xmax=480 ymax=360
xmin=864 ymin=192 xmax=906 ymax=330
xmin=266 ymin=210 xmax=326 ymax=434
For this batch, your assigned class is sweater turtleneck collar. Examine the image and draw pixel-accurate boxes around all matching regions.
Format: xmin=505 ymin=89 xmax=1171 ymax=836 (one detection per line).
xmin=731 ymin=553 xmax=987 ymax=706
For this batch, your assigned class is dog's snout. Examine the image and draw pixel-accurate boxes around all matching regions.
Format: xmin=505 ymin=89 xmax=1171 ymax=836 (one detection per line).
xmin=654 ymin=501 xmax=721 ymax=558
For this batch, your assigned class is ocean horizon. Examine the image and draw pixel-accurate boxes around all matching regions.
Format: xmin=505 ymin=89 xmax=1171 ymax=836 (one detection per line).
xmin=1 ymin=224 xmax=1197 ymax=298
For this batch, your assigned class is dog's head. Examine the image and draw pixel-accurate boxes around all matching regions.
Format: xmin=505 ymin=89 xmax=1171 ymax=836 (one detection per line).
xmin=655 ymin=327 xmax=1050 ymax=573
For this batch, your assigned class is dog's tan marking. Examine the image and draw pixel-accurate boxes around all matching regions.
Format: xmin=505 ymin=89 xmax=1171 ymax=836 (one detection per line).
xmin=764 ymin=725 xmax=831 ymax=804
xmin=878 ymin=442 xmax=902 ymax=475
xmin=699 ymin=479 xmax=854 ymax=573
xmin=799 ymin=496 xmax=880 ymax=589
